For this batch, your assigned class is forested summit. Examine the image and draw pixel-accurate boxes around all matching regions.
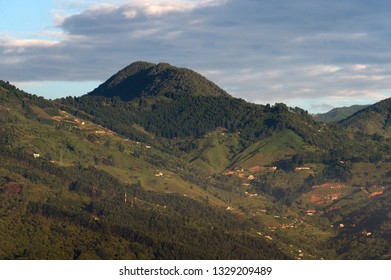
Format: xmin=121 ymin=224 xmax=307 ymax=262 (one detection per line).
xmin=88 ymin=61 xmax=231 ymax=101
xmin=65 ymin=62 xmax=370 ymax=156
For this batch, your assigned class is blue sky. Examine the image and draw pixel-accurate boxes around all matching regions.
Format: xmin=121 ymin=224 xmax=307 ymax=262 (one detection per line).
xmin=2 ymin=1 xmax=391 ymax=112
xmin=1 ymin=0 xmax=53 ymax=37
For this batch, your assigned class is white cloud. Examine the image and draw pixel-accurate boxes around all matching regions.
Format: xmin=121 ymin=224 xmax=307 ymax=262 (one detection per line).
xmin=134 ymin=0 xmax=226 ymax=16
xmin=142 ymin=3 xmax=195 ymax=16
xmin=55 ymin=0 xmax=227 ymax=21
xmin=1 ymin=38 xmax=58 ymax=48
xmin=131 ymin=0 xmax=227 ymax=17
xmin=352 ymin=64 xmax=368 ymax=71
xmin=1 ymin=37 xmax=59 ymax=55
xmin=305 ymin=65 xmax=341 ymax=76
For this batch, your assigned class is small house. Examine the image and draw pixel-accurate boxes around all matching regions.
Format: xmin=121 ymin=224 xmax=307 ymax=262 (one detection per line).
xmin=295 ymin=167 xmax=310 ymax=171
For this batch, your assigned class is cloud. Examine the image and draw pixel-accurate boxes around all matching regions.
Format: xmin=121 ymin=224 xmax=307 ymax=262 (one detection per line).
xmin=304 ymin=65 xmax=341 ymax=76
xmin=293 ymin=32 xmax=368 ymax=44
xmin=352 ymin=64 xmax=368 ymax=71
xmin=2 ymin=0 xmax=391 ymax=111
xmin=1 ymin=37 xmax=58 ymax=49
xmin=141 ymin=2 xmax=196 ymax=16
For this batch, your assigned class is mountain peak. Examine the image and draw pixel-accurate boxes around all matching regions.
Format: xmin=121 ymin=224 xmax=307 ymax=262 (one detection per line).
xmin=88 ymin=61 xmax=231 ymax=101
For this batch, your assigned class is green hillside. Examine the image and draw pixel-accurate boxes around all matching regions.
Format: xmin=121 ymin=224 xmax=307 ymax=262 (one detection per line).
xmin=0 ymin=80 xmax=290 ymax=259
xmin=230 ymin=130 xmax=308 ymax=168
xmin=183 ymin=129 xmax=240 ymax=173
xmin=341 ymin=98 xmax=391 ymax=137
xmin=2 ymin=61 xmax=391 ymax=260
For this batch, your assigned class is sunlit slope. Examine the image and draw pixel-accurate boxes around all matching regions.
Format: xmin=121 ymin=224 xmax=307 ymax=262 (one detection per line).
xmin=230 ymin=130 xmax=310 ymax=168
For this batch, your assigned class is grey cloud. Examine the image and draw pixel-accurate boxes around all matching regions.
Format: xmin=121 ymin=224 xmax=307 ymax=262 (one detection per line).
xmin=2 ymin=0 xmax=391 ymax=111
xmin=60 ymin=6 xmax=145 ymax=35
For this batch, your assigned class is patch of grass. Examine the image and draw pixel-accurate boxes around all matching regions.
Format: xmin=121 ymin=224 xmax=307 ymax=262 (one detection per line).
xmin=231 ymin=130 xmax=308 ymax=168
xmin=187 ymin=130 xmax=241 ymax=173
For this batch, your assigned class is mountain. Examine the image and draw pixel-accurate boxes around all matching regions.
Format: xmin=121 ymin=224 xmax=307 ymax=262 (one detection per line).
xmin=66 ymin=62 xmax=384 ymax=172
xmin=313 ymin=105 xmax=369 ymax=123
xmin=0 ymin=80 xmax=287 ymax=260
xmin=88 ymin=61 xmax=231 ymax=101
xmin=2 ymin=62 xmax=391 ymax=260
xmin=340 ymin=98 xmax=391 ymax=137
xmin=68 ymin=62 xmax=344 ymax=148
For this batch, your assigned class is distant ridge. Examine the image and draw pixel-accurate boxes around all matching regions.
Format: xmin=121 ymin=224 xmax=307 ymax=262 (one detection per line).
xmin=313 ymin=105 xmax=369 ymax=123
xmin=88 ymin=61 xmax=231 ymax=101
xmin=340 ymin=98 xmax=391 ymax=137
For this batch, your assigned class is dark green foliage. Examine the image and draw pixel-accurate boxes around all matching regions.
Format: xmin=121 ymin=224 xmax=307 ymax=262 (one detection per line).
xmin=329 ymin=187 xmax=391 ymax=259
xmin=64 ymin=89 xmax=387 ymax=166
xmin=252 ymin=178 xmax=312 ymax=206
xmin=322 ymin=161 xmax=352 ymax=182
xmin=0 ymin=145 xmax=287 ymax=260
xmin=63 ymin=94 xmax=328 ymax=148
xmin=0 ymin=125 xmax=20 ymax=146
xmin=87 ymin=184 xmax=288 ymax=259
